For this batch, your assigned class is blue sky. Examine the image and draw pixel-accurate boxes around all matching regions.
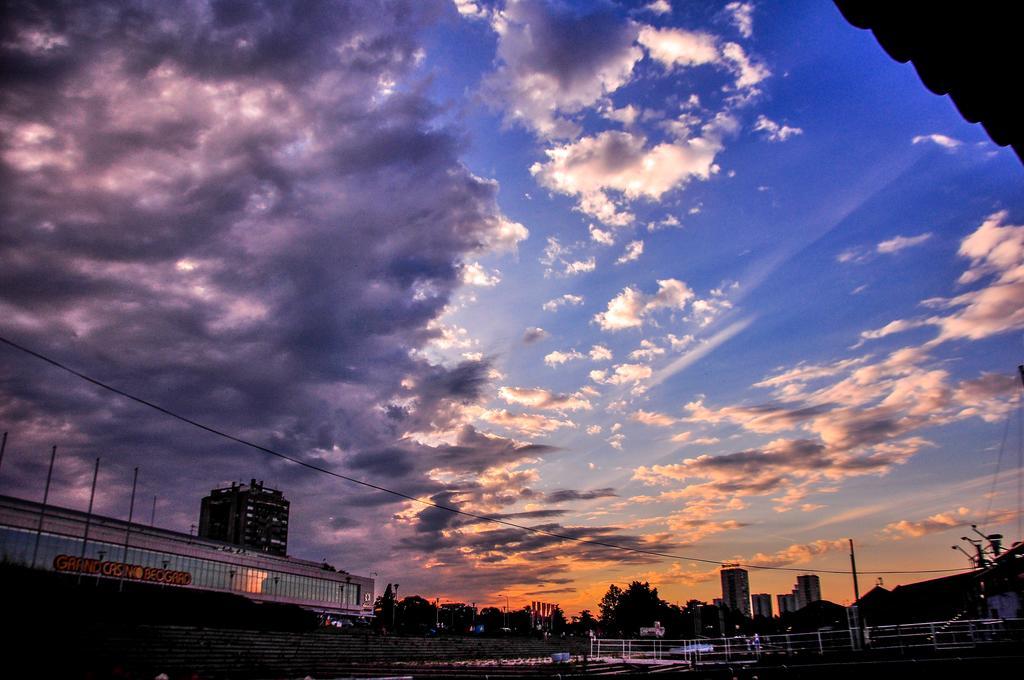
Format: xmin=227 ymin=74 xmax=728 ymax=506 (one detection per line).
xmin=410 ymin=0 xmax=1024 ymax=606
xmin=1 ymin=0 xmax=1021 ymax=613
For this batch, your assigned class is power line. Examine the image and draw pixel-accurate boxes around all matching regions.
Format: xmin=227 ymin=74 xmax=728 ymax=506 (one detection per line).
xmin=981 ymin=404 xmax=1013 ymax=530
xmin=0 ymin=333 xmax=971 ymax=576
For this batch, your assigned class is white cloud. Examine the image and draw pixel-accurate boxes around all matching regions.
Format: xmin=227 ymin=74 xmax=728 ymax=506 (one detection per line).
xmin=861 ymin=212 xmax=1024 ymax=348
xmin=531 ymin=116 xmax=736 ymax=225
xmin=928 ymin=212 xmax=1024 ymax=344
xmin=856 ymin=318 xmax=933 ymax=345
xmin=601 ymin=103 xmax=640 ymax=126
xmin=498 ymin=386 xmax=592 ymax=411
xmin=480 ymin=215 xmax=530 ymax=253
xmin=591 ymin=362 xmax=653 ymax=386
xmin=666 ymin=333 xmax=695 ymax=351
xmin=544 ymin=349 xmax=585 ymax=366
xmin=522 ymin=326 xmax=549 ymax=343
xmin=462 ymin=261 xmax=501 ymax=286
xmin=956 ymin=211 xmax=1024 ymax=285
xmin=607 ymin=433 xmax=625 ymax=449
xmin=638 ymin=25 xmax=720 ymax=68
xmin=836 ymin=247 xmax=870 ymax=264
xmin=589 ymin=223 xmax=615 ymax=246
xmin=721 ymin=41 xmax=770 ymax=90
xmin=484 ymin=0 xmax=643 ymax=138
xmin=594 ymin=278 xmax=695 ymax=330
xmin=753 ymin=114 xmax=802 ymax=142
xmin=912 ymin=134 xmax=962 ymax=150
xmin=427 ymin=319 xmax=477 ymax=350
xmin=877 ymin=233 xmax=932 ymax=254
xmin=882 ymin=507 xmax=969 ymax=539
xmin=647 ymin=214 xmax=681 ymax=232
xmin=643 ymin=0 xmax=672 ymax=15
xmin=649 ymin=310 xmax=1023 ymax=516
xmin=724 ymin=2 xmax=754 ymax=38
xmin=615 ymin=239 xmax=644 ymax=265
xmin=745 ymin=540 xmax=848 ymax=568
xmin=688 ymin=289 xmax=734 ymax=327
xmin=452 ymin=0 xmax=489 ymax=20
xmin=628 ymin=339 xmax=665 ymax=361
xmin=540 ymin=236 xmax=598 ymax=276
xmin=542 ymin=293 xmax=584 ymax=312
xmin=563 ymin=257 xmax=596 ymax=276
xmin=472 ymin=407 xmax=576 ymax=436
xmin=540 ymin=236 xmax=568 ymax=265
xmin=838 ymin=233 xmax=933 ymax=266
xmin=589 ymin=344 xmax=613 ymax=361
xmin=631 ymin=409 xmax=677 ymax=427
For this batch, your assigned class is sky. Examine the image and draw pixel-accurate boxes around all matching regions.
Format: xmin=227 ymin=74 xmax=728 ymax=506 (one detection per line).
xmin=1 ymin=0 xmax=1022 ymax=615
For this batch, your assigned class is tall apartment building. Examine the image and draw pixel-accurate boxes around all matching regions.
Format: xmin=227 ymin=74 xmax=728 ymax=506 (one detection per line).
xmin=794 ymin=574 xmax=822 ymax=610
xmin=199 ymin=479 xmax=289 ymax=556
xmin=777 ymin=592 xmax=797 ymax=614
xmin=720 ymin=565 xmax=751 ymax=618
xmin=751 ymin=593 xmax=773 ymax=618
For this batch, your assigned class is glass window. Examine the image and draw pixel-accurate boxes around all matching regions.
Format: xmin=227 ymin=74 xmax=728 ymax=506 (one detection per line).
xmin=1 ymin=524 xmax=362 ymax=611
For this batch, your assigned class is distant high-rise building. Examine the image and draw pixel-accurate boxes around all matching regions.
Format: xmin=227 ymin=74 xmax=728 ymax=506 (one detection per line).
xmin=199 ymin=479 xmax=289 ymax=556
xmin=794 ymin=574 xmax=822 ymax=610
xmin=720 ymin=565 xmax=751 ymax=618
xmin=777 ymin=592 xmax=797 ymax=615
xmin=751 ymin=593 xmax=773 ymax=618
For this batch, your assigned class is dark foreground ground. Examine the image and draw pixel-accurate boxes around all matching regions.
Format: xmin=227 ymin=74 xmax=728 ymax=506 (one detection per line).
xmin=3 ymin=567 xmax=1021 ymax=678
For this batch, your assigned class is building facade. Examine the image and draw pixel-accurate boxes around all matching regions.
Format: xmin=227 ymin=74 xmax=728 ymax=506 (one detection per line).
xmin=751 ymin=592 xmax=773 ymax=618
xmin=777 ymin=592 xmax=797 ymax=615
xmin=720 ymin=565 xmax=751 ymax=618
xmin=794 ymin=574 xmax=822 ymax=610
xmin=0 ymin=494 xmax=373 ymax=618
xmin=199 ymin=479 xmax=289 ymax=556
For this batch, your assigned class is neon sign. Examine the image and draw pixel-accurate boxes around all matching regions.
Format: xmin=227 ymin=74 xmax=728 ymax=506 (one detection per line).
xmin=53 ymin=554 xmax=192 ymax=586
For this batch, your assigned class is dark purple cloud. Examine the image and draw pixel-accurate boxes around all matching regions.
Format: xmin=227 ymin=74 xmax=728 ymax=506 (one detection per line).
xmin=0 ymin=0 xmax=651 ymax=604
xmin=545 ymin=487 xmax=618 ymax=503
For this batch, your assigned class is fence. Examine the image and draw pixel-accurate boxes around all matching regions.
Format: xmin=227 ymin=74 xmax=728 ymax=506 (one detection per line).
xmin=590 ymin=618 xmax=1024 ymax=664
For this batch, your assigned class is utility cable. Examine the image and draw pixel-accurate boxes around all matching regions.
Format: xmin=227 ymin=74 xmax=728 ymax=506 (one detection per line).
xmin=981 ymin=405 xmax=1012 ymax=530
xmin=0 ymin=333 xmax=972 ymax=576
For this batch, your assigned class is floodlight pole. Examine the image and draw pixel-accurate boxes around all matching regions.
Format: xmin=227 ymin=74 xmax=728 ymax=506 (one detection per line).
xmin=77 ymin=458 xmax=100 ymax=585
xmin=119 ymin=466 xmax=138 ymax=593
xmin=31 ymin=445 xmax=57 ymax=568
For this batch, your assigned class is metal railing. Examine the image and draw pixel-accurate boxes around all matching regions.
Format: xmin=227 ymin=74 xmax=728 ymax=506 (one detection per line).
xmin=590 ymin=618 xmax=1024 ymax=664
